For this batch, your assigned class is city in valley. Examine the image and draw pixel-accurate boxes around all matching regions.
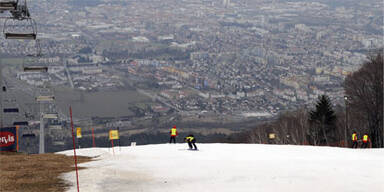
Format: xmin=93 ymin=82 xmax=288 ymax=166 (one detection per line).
xmin=0 ymin=0 xmax=382 ymax=152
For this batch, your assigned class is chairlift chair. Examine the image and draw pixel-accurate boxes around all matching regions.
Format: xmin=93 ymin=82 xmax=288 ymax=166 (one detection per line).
xmin=3 ymin=108 xmax=19 ymax=113
xmin=23 ymin=58 xmax=48 ymax=73
xmin=36 ymin=95 xmax=55 ymax=102
xmin=49 ymin=125 xmax=62 ymax=130
xmin=49 ymin=120 xmax=62 ymax=129
xmin=3 ymin=18 xmax=37 ymax=39
xmin=21 ymin=130 xmax=36 ymax=154
xmin=23 ymin=40 xmax=47 ymax=72
xmin=21 ymin=124 xmax=35 ymax=138
xmin=13 ymin=121 xmax=28 ymax=126
xmin=23 ymin=66 xmax=48 ymax=72
xmin=0 ymin=0 xmax=18 ymax=11
xmin=53 ymin=141 xmax=64 ymax=146
xmin=22 ymin=133 xmax=35 ymax=138
xmin=3 ymin=0 xmax=37 ymax=40
xmin=5 ymin=32 xmax=36 ymax=39
xmin=50 ymin=127 xmax=65 ymax=145
xmin=43 ymin=113 xmax=58 ymax=119
xmin=26 ymin=39 xmax=43 ymax=56
xmin=49 ymin=119 xmax=62 ymax=129
xmin=21 ymin=126 xmax=36 ymax=154
xmin=24 ymin=112 xmax=34 ymax=120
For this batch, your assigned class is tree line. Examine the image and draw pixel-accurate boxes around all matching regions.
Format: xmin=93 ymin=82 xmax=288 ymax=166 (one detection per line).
xmin=241 ymin=51 xmax=383 ymax=148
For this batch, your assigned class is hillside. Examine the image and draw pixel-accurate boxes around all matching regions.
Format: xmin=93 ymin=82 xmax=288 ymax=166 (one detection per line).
xmin=59 ymin=144 xmax=384 ymax=192
xmin=0 ymin=152 xmax=92 ymax=192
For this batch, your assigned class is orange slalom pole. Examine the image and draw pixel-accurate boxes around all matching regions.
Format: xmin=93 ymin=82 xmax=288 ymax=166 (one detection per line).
xmin=16 ymin=125 xmax=19 ymax=152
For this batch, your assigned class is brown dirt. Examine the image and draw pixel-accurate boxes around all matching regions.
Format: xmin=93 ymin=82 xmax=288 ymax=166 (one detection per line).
xmin=0 ymin=152 xmax=93 ymax=192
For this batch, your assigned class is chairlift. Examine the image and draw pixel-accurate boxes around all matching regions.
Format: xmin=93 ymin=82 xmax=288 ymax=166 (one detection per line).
xmin=0 ymin=0 xmax=18 ymax=11
xmin=51 ymin=133 xmax=65 ymax=145
xmin=21 ymin=127 xmax=36 ymax=138
xmin=3 ymin=18 xmax=37 ymax=39
xmin=20 ymin=125 xmax=36 ymax=154
xmin=3 ymin=0 xmax=37 ymax=40
xmin=23 ymin=40 xmax=47 ymax=72
xmin=1 ymin=0 xmax=40 ymax=57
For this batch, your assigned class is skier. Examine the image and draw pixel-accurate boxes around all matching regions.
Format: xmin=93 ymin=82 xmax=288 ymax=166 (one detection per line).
xmin=169 ymin=125 xmax=178 ymax=144
xmin=351 ymin=131 xmax=358 ymax=148
xmin=184 ymin=134 xmax=198 ymax=150
xmin=361 ymin=134 xmax=370 ymax=148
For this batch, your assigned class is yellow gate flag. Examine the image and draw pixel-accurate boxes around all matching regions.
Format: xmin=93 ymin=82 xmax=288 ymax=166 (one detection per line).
xmin=109 ymin=130 xmax=119 ymax=140
xmin=76 ymin=127 xmax=82 ymax=138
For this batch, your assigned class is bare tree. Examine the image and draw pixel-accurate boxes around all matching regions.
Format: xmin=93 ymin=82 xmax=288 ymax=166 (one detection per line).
xmin=344 ymin=52 xmax=383 ymax=148
xmin=293 ymin=107 xmax=310 ymax=145
xmin=246 ymin=108 xmax=310 ymax=145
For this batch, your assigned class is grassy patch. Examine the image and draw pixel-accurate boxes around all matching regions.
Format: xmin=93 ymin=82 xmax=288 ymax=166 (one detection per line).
xmin=0 ymin=152 xmax=92 ymax=192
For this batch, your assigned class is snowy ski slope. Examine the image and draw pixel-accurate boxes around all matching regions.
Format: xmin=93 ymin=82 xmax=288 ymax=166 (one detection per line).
xmin=59 ymin=144 xmax=384 ymax=192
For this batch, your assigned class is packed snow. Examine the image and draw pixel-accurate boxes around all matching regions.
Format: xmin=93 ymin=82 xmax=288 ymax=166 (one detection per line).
xmin=58 ymin=144 xmax=384 ymax=192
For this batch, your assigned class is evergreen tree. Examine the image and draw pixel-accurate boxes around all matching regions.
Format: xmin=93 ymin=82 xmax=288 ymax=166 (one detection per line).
xmin=309 ymin=95 xmax=337 ymax=145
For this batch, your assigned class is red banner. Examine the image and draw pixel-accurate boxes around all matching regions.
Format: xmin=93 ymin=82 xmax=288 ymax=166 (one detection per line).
xmin=0 ymin=127 xmax=17 ymax=152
